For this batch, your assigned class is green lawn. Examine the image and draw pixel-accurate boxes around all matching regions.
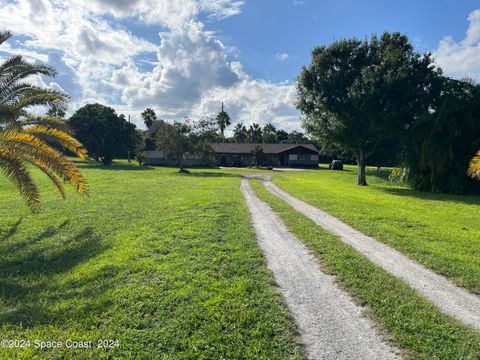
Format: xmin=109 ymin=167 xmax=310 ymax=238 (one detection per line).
xmin=272 ymin=165 xmax=480 ymax=293
xmin=0 ymin=161 xmax=302 ymax=359
xmin=250 ymin=179 xmax=480 ymax=359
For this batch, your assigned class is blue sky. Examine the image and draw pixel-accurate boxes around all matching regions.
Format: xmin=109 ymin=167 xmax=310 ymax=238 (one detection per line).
xmin=1 ymin=0 xmax=479 ymax=131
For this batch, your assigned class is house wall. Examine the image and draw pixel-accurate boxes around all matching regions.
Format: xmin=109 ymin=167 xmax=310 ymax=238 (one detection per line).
xmin=144 ymin=151 xmax=204 ymax=166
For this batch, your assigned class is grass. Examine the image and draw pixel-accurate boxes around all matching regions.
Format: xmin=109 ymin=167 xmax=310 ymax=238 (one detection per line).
xmin=271 ymin=165 xmax=480 ymax=293
xmin=250 ymin=179 xmax=480 ymax=359
xmin=0 ymin=161 xmax=302 ymax=359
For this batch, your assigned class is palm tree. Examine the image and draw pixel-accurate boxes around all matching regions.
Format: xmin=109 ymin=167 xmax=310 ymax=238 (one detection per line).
xmin=0 ymin=31 xmax=87 ymax=210
xmin=216 ymin=102 xmax=231 ymax=138
xmin=468 ymin=150 xmax=480 ymax=180
xmin=141 ymin=108 xmax=157 ymax=129
xmin=233 ymin=123 xmax=247 ymax=143
xmin=247 ymin=123 xmax=262 ymax=143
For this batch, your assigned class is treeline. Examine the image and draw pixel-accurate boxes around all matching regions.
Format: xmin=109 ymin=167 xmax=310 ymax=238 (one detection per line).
xmin=298 ymin=31 xmax=480 ymax=193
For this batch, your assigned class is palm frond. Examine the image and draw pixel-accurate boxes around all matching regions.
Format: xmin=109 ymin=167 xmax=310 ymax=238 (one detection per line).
xmin=0 ymin=149 xmax=40 ymax=209
xmin=22 ymin=115 xmax=69 ymax=131
xmin=23 ymin=125 xmax=88 ymax=159
xmin=468 ymin=150 xmax=480 ymax=180
xmin=0 ymin=131 xmax=88 ymax=195
xmin=0 ymin=31 xmax=12 ymax=46
xmin=12 ymin=90 xmax=67 ymax=111
xmin=20 ymin=153 xmax=66 ymax=199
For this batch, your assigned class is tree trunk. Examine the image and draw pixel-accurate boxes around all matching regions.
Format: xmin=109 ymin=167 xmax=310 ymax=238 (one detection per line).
xmin=356 ymin=147 xmax=368 ymax=186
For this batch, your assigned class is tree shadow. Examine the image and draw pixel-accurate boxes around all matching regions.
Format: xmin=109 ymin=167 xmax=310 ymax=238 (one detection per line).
xmin=173 ymin=171 xmax=242 ymax=178
xmin=380 ymin=187 xmax=480 ymax=206
xmin=0 ymin=223 xmax=112 ymax=327
xmin=77 ymin=162 xmax=154 ymax=171
xmin=0 ymin=218 xmax=23 ymax=241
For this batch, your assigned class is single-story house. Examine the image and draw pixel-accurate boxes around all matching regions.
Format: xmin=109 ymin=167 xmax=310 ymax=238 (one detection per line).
xmin=214 ymin=143 xmax=319 ymax=167
xmin=144 ymin=143 xmax=319 ymax=168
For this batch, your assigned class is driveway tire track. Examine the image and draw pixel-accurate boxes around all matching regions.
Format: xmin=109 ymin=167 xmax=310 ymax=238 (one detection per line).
xmin=241 ymin=179 xmax=399 ymax=360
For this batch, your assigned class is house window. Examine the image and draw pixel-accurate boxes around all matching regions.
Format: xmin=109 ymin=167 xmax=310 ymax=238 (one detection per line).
xmin=297 ymin=154 xmax=311 ymax=161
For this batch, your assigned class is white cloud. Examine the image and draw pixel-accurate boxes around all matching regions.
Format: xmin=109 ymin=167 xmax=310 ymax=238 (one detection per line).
xmin=275 ymin=52 xmax=289 ymax=61
xmin=434 ymin=9 xmax=480 ymax=80
xmin=0 ymin=0 xmax=302 ymax=130
xmin=293 ymin=0 xmax=304 ymax=7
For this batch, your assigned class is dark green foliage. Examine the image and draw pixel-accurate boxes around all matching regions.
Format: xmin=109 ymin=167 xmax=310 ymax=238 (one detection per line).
xmin=68 ymin=103 xmax=140 ymax=165
xmin=298 ymin=32 xmax=441 ymax=185
xmin=233 ymin=123 xmax=248 ymax=142
xmin=247 ymin=123 xmax=262 ymax=143
xmin=141 ymin=108 xmax=157 ymax=129
xmin=216 ymin=103 xmax=231 ymax=137
xmin=402 ymin=79 xmax=480 ymax=193
xmin=156 ymin=118 xmax=219 ymax=171
xmin=286 ymin=130 xmax=309 ymax=144
xmin=249 ymin=145 xmax=266 ymax=166
xmin=144 ymin=136 xmax=156 ymax=151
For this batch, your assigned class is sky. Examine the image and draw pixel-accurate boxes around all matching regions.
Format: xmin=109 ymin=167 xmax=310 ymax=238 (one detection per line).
xmin=1 ymin=0 xmax=480 ymax=131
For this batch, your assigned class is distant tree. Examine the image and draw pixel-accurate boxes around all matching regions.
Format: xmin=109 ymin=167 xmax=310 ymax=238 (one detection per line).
xmin=262 ymin=123 xmax=278 ymax=143
xmin=233 ymin=123 xmax=247 ymax=143
xmin=247 ymin=123 xmax=263 ymax=143
xmin=156 ymin=118 xmax=217 ymax=172
xmin=141 ymin=108 xmax=157 ymax=129
xmin=298 ymin=32 xmax=441 ymax=185
xmin=68 ymin=103 xmax=140 ymax=165
xmin=144 ymin=136 xmax=156 ymax=151
xmin=276 ymin=129 xmax=289 ymax=143
xmin=286 ymin=130 xmax=309 ymax=144
xmin=250 ymin=145 xmax=266 ymax=167
xmin=216 ymin=102 xmax=231 ymax=138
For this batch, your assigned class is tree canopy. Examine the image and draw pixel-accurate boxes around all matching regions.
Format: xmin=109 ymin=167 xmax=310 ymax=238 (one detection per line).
xmin=298 ymin=32 xmax=441 ymax=185
xmin=68 ymin=103 xmax=139 ymax=165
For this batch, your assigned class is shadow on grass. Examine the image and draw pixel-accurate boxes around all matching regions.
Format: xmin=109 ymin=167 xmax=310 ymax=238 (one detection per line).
xmin=0 ymin=218 xmax=22 ymax=241
xmin=380 ymin=187 xmax=480 ymax=205
xmin=0 ymin=223 xmax=111 ymax=326
xmin=77 ymin=162 xmax=154 ymax=171
xmin=173 ymin=170 xmax=242 ymax=178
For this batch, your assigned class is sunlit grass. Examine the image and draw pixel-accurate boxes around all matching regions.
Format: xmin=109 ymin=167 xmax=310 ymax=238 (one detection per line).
xmin=0 ymin=161 xmax=302 ymax=359
xmin=272 ymin=165 xmax=480 ymax=293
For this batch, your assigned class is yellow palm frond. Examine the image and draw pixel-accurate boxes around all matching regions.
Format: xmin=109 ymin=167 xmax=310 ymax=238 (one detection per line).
xmin=0 ymin=131 xmax=88 ymax=195
xmin=23 ymin=115 xmax=69 ymax=131
xmin=468 ymin=150 xmax=480 ymax=180
xmin=23 ymin=125 xmax=88 ymax=159
xmin=21 ymin=153 xmax=66 ymax=199
xmin=0 ymin=149 xmax=40 ymax=209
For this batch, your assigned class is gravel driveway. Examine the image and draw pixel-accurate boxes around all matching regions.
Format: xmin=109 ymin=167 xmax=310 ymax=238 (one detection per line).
xmin=263 ymin=180 xmax=480 ymax=331
xmin=241 ymin=179 xmax=399 ymax=360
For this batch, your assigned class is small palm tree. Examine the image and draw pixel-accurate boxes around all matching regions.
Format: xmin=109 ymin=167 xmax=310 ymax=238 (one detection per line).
xmin=233 ymin=123 xmax=247 ymax=143
xmin=141 ymin=108 xmax=157 ymax=129
xmin=0 ymin=31 xmax=87 ymax=210
xmin=247 ymin=123 xmax=262 ymax=143
xmin=468 ymin=150 xmax=480 ymax=180
xmin=216 ymin=102 xmax=231 ymax=138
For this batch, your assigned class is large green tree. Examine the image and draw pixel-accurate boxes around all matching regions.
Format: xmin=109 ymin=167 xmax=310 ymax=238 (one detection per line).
xmin=68 ymin=104 xmax=139 ymax=165
xmin=297 ymin=32 xmax=441 ymax=185
xmin=404 ymin=79 xmax=480 ymax=193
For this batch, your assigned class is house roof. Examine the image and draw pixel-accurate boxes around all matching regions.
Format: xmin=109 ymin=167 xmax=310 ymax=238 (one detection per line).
xmin=212 ymin=143 xmax=318 ymax=154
